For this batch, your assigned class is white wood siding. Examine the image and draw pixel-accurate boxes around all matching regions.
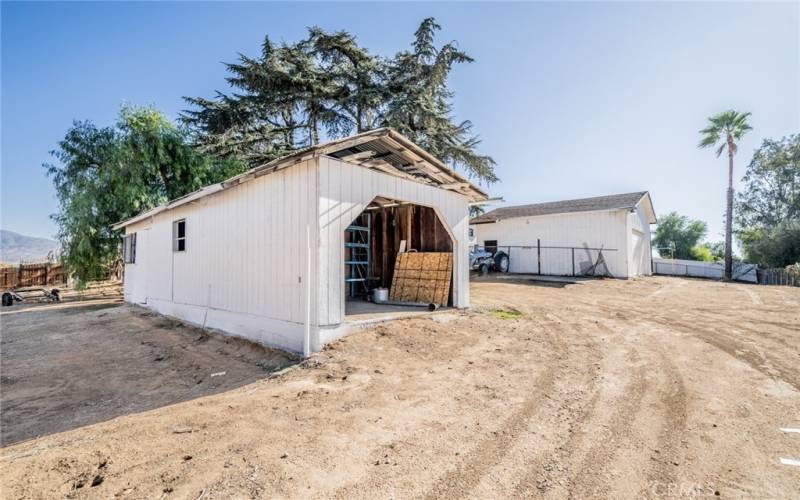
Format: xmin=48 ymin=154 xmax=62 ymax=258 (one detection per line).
xmin=122 ymin=155 xmax=472 ymax=352
xmin=317 ymin=156 xmax=471 ymax=327
xmin=123 ymin=159 xmax=319 ymax=352
xmin=123 ymin=227 xmax=148 ymax=304
xmin=471 ymin=210 xmax=632 ymax=278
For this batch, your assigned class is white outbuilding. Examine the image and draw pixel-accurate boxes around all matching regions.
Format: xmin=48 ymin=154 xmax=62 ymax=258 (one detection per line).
xmin=113 ymin=128 xmax=488 ymax=355
xmin=470 ymin=192 xmax=657 ymax=278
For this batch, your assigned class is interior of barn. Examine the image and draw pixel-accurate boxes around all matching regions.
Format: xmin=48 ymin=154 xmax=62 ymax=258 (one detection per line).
xmin=344 ymin=197 xmax=454 ymax=319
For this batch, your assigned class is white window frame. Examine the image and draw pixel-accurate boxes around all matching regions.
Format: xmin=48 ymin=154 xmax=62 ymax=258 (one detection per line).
xmin=173 ymin=219 xmax=186 ymax=252
xmin=123 ymin=233 xmax=137 ymax=264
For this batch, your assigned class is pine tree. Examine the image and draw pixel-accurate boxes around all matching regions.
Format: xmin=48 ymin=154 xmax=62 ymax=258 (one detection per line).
xmin=308 ymin=27 xmax=386 ymax=134
xmin=183 ymin=19 xmax=497 ymax=183
xmin=382 ymin=18 xmax=497 ymax=182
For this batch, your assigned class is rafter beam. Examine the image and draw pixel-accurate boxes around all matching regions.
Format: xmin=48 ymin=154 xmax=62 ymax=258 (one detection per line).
xmin=438 ymin=182 xmax=471 ymax=190
xmin=338 ymin=150 xmax=376 ymax=161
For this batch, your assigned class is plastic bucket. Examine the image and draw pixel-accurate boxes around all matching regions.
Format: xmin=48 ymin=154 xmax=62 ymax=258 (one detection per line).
xmin=372 ymin=287 xmax=389 ymax=303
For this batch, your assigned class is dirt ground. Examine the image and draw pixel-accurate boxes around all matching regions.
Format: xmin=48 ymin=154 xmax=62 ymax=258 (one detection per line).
xmin=1 ymin=277 xmax=799 ymax=499
xmin=0 ymin=285 xmax=296 ymax=446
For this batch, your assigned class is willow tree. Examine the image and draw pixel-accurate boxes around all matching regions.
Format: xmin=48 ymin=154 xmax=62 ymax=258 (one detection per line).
xmin=47 ymin=105 xmax=245 ymax=284
xmin=698 ymin=110 xmax=752 ymax=280
xmin=183 ymin=18 xmax=497 ymax=184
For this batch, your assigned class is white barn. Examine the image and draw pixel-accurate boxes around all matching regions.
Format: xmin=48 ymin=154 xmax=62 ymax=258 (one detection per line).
xmin=113 ymin=129 xmax=488 ymax=355
xmin=470 ymin=192 xmax=657 ymax=278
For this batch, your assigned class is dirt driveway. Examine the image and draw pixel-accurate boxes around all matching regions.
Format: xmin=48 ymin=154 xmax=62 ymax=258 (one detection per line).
xmin=1 ymin=277 xmax=799 ymax=498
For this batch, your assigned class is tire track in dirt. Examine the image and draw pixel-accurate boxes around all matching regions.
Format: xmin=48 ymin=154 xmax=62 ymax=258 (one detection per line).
xmin=508 ymin=327 xmax=604 ymax=498
xmin=549 ymin=316 xmax=690 ymax=498
xmin=583 ymin=297 xmax=800 ymax=393
xmin=566 ymin=348 xmax=649 ymax=498
xmin=771 ymin=288 xmax=799 ymax=307
xmin=645 ymin=315 xmax=800 ymax=392
xmin=639 ymin=326 xmax=689 ymax=496
xmin=324 ymin=314 xmax=570 ymax=500
xmin=684 ymin=314 xmax=798 ymax=352
xmin=420 ymin=325 xmax=570 ymax=500
xmin=505 ymin=319 xmax=650 ymax=499
xmin=741 ymin=286 xmax=763 ymax=305
xmin=558 ymin=317 xmax=689 ymax=500
xmin=453 ymin=316 xmax=605 ymax=499
xmin=646 ymin=280 xmax=687 ymax=299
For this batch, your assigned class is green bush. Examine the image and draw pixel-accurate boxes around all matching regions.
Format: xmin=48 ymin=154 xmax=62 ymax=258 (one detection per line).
xmin=739 ymin=220 xmax=800 ymax=268
xmin=653 ymin=212 xmax=707 ymax=259
xmin=690 ymin=245 xmax=715 ymax=262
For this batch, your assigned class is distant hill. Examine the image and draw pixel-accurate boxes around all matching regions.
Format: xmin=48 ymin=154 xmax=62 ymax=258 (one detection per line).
xmin=0 ymin=230 xmax=60 ymax=263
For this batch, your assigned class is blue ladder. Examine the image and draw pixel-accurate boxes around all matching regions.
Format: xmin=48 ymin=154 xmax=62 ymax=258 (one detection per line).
xmin=345 ymin=213 xmax=371 ymax=297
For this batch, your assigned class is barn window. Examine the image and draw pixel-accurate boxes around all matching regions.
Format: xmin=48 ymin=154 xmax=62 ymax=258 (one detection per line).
xmin=173 ymin=219 xmax=186 ymax=252
xmin=484 ymin=240 xmax=497 ymax=253
xmin=123 ymin=233 xmax=136 ymax=264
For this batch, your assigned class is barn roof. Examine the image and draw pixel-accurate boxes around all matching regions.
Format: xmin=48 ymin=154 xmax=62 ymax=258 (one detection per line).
xmin=241 ymin=128 xmax=488 ymax=200
xmin=112 ymin=128 xmax=488 ymax=230
xmin=470 ymin=191 xmax=657 ymax=225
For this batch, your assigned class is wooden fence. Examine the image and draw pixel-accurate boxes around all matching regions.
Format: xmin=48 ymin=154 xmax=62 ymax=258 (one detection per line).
xmin=0 ymin=262 xmax=68 ymax=289
xmin=758 ymin=267 xmax=799 ymax=287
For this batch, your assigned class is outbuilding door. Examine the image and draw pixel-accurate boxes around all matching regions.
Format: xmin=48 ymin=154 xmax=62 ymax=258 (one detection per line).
xmin=630 ymin=229 xmax=645 ymax=276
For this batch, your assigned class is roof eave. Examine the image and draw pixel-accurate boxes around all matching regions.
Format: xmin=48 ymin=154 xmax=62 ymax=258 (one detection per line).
xmin=111 ymin=183 xmax=224 ymax=230
xmin=384 ymin=129 xmax=489 ymax=200
xmin=470 ymin=205 xmax=643 ymax=224
xmin=111 ymin=128 xmax=489 ymax=230
xmin=642 ymin=192 xmax=658 ymax=224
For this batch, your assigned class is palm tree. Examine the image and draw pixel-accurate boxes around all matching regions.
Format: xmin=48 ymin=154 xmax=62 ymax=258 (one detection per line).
xmin=698 ymin=110 xmax=752 ymax=280
xmin=469 ymin=204 xmax=487 ymax=218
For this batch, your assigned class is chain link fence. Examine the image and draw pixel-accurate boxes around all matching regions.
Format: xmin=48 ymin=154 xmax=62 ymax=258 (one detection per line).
xmin=481 ymin=242 xmax=619 ymax=277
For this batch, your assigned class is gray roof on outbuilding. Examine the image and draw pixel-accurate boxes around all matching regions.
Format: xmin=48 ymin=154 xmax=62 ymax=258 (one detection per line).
xmin=471 ymin=191 xmax=656 ymax=224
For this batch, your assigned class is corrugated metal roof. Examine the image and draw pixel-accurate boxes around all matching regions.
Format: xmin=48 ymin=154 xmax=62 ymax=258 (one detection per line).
xmin=471 ymin=192 xmax=655 ymax=224
xmin=113 ymin=128 xmax=488 ymax=230
xmin=242 ymin=128 xmax=488 ymax=200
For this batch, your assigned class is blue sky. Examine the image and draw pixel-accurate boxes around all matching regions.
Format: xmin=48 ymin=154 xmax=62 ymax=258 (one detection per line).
xmin=2 ymin=1 xmax=798 ymax=243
